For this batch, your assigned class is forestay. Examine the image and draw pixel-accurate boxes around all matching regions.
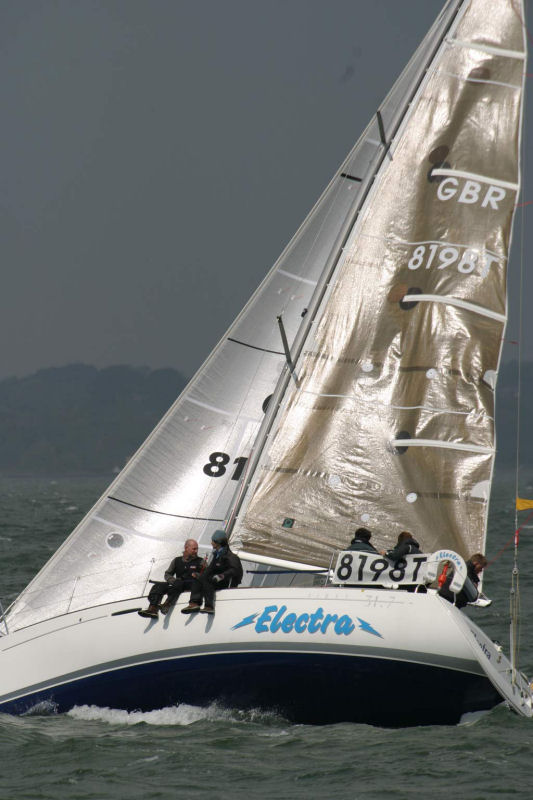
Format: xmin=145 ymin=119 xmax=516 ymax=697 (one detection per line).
xmin=5 ymin=2 xmax=463 ymax=632
xmin=236 ymin=0 xmax=526 ymax=568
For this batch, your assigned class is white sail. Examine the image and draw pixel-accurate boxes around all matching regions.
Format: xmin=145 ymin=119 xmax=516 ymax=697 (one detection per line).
xmin=237 ymin=0 xmax=526 ymax=567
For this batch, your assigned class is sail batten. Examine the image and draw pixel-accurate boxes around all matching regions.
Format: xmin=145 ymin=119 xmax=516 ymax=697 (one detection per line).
xmin=401 ymin=295 xmax=507 ymax=322
xmin=389 ymin=439 xmax=493 ymax=454
xmin=448 ymin=38 xmax=526 ymax=59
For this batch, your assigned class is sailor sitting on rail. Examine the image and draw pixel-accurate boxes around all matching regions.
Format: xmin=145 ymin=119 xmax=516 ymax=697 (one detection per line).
xmin=182 ymin=530 xmax=243 ymax=615
xmin=138 ymin=538 xmax=204 ymax=619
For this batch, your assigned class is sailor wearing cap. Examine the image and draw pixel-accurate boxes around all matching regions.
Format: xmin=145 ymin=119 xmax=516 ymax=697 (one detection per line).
xmin=181 ymin=530 xmax=243 ymax=615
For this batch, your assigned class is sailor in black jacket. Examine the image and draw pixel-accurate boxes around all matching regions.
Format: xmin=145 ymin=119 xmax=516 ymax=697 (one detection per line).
xmin=381 ymin=531 xmax=420 ymax=562
xmin=438 ymin=553 xmax=488 ymax=609
xmin=139 ymin=539 xmax=204 ymax=619
xmin=182 ymin=530 xmax=243 ymax=615
xmin=348 ymin=528 xmax=378 ymax=553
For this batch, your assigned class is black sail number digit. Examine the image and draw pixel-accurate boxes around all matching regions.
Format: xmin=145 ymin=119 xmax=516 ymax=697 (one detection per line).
xmin=203 ymin=452 xmax=248 ymax=480
xmin=389 ymin=558 xmax=407 ymax=582
xmin=203 ymin=452 xmax=231 ymax=477
xmin=231 ymin=456 xmax=248 ymax=481
xmin=357 ymin=554 xmax=368 ymax=581
xmin=369 ymin=558 xmax=389 ymax=581
xmin=337 ymin=553 xmax=353 ymax=581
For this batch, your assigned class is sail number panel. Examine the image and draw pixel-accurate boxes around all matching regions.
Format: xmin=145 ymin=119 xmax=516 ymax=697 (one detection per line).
xmin=334 ymin=552 xmax=428 ymax=587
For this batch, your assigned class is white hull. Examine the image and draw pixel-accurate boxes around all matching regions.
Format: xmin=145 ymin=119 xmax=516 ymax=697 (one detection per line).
xmin=1 ymin=587 xmax=530 ymax=725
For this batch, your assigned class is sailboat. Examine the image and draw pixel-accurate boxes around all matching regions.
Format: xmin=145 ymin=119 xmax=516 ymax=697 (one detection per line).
xmin=1 ymin=0 xmax=532 ymax=726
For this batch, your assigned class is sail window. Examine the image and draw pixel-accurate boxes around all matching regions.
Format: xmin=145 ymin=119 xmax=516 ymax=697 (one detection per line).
xmin=429 ymin=145 xmax=450 ymax=163
xmin=399 ymin=288 xmax=422 ymax=310
xmin=427 ymin=146 xmax=451 ymax=183
xmin=428 ymin=162 xmax=451 ymax=183
xmin=393 ymin=431 xmax=412 ymax=454
xmin=106 ymin=533 xmax=125 ymax=549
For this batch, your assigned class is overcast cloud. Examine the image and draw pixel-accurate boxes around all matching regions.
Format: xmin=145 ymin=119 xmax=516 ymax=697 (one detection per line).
xmin=1 ymin=1 xmax=530 ymax=380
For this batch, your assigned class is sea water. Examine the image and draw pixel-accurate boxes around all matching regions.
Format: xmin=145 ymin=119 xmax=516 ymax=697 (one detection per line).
xmin=1 ymin=475 xmax=533 ymax=800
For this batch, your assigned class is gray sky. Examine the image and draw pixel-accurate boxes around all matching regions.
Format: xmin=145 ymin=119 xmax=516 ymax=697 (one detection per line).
xmin=1 ymin=0 xmax=531 ymax=380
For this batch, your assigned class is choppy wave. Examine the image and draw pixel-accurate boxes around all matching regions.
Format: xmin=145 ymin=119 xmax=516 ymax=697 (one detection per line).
xmin=67 ymin=702 xmax=285 ymax=727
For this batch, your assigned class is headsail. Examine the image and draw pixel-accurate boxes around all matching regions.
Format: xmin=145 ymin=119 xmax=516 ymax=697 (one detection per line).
xmin=5 ymin=3 xmax=464 ymax=632
xmin=236 ymin=0 xmax=527 ymax=567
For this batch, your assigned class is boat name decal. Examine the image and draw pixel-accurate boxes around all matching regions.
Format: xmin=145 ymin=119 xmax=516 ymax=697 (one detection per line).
xmin=231 ymin=605 xmax=383 ymax=638
xmin=472 ymin=632 xmax=492 ymax=661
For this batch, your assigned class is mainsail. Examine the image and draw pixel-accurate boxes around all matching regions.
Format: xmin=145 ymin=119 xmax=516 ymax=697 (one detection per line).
xmin=6 ymin=0 xmax=524 ymax=631
xmin=236 ymin=0 xmax=526 ymax=567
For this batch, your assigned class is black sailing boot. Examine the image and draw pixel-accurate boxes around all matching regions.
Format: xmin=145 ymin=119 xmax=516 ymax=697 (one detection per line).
xmin=138 ymin=604 xmax=159 ymax=619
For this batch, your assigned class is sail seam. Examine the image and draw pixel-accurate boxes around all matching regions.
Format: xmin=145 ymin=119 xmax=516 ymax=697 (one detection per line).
xmin=187 ymin=396 xmax=261 ymax=422
xmin=402 ymin=294 xmax=506 ymax=323
xmin=300 ymin=391 xmax=485 ymax=417
xmin=390 ymin=439 xmax=493 ymax=454
xmin=277 ymin=269 xmax=318 ymax=286
xmin=107 ymin=496 xmax=225 ymax=522
xmin=431 ymin=168 xmax=519 ymax=191
xmin=227 ymin=337 xmax=285 ymax=356
xmin=447 ymin=37 xmax=526 ymax=60
xmin=390 ymin=404 xmax=488 ymax=418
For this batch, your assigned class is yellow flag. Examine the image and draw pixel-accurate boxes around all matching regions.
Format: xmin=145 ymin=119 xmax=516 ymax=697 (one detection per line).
xmin=516 ymin=497 xmax=533 ymax=510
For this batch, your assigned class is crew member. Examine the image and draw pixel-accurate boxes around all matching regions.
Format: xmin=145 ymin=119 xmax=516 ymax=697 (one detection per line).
xmin=438 ymin=553 xmax=488 ymax=609
xmin=138 ymin=538 xmax=203 ymax=619
xmin=182 ymin=530 xmax=243 ymax=615
xmin=348 ymin=528 xmax=378 ymax=553
xmin=381 ymin=531 xmax=420 ymax=561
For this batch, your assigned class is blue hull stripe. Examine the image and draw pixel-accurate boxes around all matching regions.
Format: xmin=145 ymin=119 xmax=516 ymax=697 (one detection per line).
xmin=0 ymin=650 xmax=501 ymax=726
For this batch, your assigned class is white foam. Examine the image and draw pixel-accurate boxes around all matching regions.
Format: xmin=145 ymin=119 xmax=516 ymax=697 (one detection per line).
xmin=458 ymin=707 xmax=493 ymax=726
xmin=67 ymin=702 xmax=281 ymax=727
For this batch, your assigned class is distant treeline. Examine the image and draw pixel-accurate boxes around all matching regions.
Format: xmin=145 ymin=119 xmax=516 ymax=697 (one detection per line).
xmin=0 ymin=364 xmax=186 ymax=475
xmin=0 ymin=361 xmax=531 ymax=475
